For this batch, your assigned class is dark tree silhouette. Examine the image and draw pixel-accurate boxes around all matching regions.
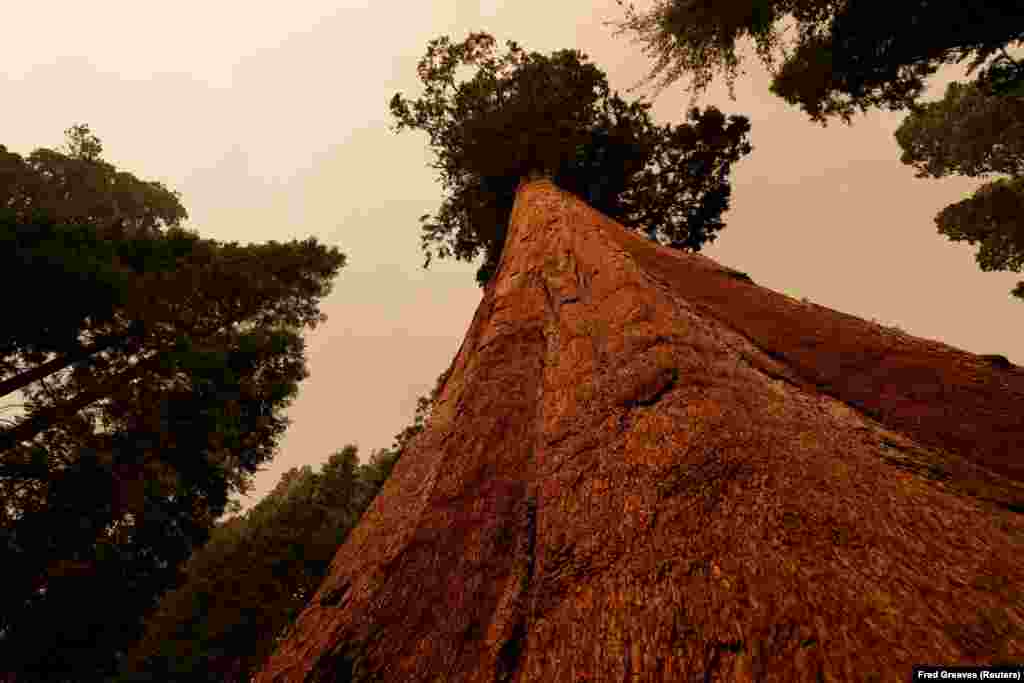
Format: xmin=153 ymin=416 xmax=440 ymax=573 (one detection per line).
xmin=117 ymin=384 xmax=438 ymax=683
xmin=0 ymin=127 xmax=346 ymax=683
xmin=894 ymin=80 xmax=1024 ymax=302
xmin=611 ymin=0 xmax=1024 ymax=303
xmin=389 ymin=32 xmax=752 ymax=286
xmin=609 ymin=0 xmax=1024 ymax=124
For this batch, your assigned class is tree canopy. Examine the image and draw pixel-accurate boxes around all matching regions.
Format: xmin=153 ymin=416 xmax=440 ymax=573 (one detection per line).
xmin=896 ymin=82 xmax=1024 ymax=180
xmin=609 ymin=0 xmax=1024 ymax=124
xmin=117 ymin=379 xmax=440 ymax=682
xmin=610 ymin=1 xmax=1024 ymax=303
xmin=389 ymin=32 xmax=752 ymax=286
xmin=894 ymin=80 xmax=1024 ymax=301
xmin=0 ymin=124 xmax=189 ymax=376
xmin=116 ymin=446 xmax=379 ymax=683
xmin=0 ymin=126 xmax=346 ymax=682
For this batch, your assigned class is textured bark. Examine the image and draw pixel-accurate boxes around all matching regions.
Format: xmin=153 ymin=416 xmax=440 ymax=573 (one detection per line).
xmin=255 ymin=179 xmax=1024 ymax=682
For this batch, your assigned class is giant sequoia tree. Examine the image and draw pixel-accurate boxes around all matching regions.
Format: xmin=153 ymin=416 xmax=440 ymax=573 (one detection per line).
xmin=253 ymin=176 xmax=1024 ymax=683
xmin=0 ymin=126 xmax=346 ymax=682
xmin=610 ymin=0 xmax=1024 ymax=123
xmin=389 ymin=32 xmax=752 ymax=286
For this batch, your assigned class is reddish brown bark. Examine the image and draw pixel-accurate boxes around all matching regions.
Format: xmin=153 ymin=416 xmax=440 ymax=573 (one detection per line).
xmin=255 ymin=179 xmax=1024 ymax=682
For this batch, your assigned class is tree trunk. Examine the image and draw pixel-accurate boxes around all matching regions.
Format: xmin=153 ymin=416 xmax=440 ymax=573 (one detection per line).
xmin=255 ymin=178 xmax=1024 ymax=681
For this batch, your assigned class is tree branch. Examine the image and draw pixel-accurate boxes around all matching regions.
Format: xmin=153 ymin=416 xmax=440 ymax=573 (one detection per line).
xmin=0 ymin=349 xmax=170 ymax=464
xmin=0 ymin=321 xmax=147 ymax=400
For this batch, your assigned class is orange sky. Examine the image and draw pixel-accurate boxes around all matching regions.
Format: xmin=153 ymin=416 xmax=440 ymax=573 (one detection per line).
xmin=3 ymin=1 xmax=1020 ymax=517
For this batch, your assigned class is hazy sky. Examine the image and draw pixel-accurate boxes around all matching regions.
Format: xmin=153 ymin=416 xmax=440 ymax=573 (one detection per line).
xmin=4 ymin=1 xmax=1021 ymax=516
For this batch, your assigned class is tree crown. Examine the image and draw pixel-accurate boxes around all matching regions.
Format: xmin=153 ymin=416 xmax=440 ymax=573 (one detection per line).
xmin=390 ymin=32 xmax=752 ymax=286
xmin=609 ymin=0 xmax=1024 ymax=124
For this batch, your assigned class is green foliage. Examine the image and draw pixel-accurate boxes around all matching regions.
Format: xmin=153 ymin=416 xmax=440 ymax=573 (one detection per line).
xmin=895 ymin=81 xmax=1024 ymax=301
xmin=117 ymin=382 xmax=438 ymax=683
xmin=390 ymin=32 xmax=752 ymax=286
xmin=151 ymin=453 xmax=359 ymax=681
xmin=61 ymin=123 xmax=104 ymax=162
xmin=934 ymin=177 xmax=1024 ymax=300
xmin=0 ymin=124 xmax=190 ymax=374
xmin=0 ymin=208 xmax=136 ymax=366
xmin=0 ymin=123 xmax=187 ymax=236
xmin=0 ymin=127 xmax=346 ymax=682
xmin=610 ymin=0 xmax=1024 ymax=124
xmin=896 ymin=82 xmax=1024 ymax=179
xmin=611 ymin=1 xmax=1024 ymax=303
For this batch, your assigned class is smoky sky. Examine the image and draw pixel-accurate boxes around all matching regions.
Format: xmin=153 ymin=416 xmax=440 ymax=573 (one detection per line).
xmin=3 ymin=1 xmax=1020 ymax=516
